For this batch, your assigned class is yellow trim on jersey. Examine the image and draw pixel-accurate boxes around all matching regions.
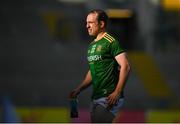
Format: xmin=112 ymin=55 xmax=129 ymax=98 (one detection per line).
xmin=106 ymin=33 xmax=115 ymax=41
xmin=104 ymin=33 xmax=115 ymax=43
xmin=104 ymin=36 xmax=112 ymax=43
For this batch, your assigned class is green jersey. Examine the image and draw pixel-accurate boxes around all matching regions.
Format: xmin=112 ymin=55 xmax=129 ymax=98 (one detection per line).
xmin=87 ymin=32 xmax=125 ymax=100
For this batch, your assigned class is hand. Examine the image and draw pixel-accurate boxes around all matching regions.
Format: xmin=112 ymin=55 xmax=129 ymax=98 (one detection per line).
xmin=106 ymin=91 xmax=120 ymax=108
xmin=69 ymin=89 xmax=80 ymax=99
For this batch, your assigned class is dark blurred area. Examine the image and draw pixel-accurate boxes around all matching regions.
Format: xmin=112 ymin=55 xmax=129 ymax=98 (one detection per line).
xmin=0 ymin=0 xmax=180 ymax=122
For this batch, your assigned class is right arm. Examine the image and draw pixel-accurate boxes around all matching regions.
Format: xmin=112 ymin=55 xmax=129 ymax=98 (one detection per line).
xmin=69 ymin=70 xmax=92 ymax=98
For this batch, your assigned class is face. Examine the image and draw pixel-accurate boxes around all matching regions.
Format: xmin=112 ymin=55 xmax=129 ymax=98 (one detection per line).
xmin=86 ymin=13 xmax=100 ymax=36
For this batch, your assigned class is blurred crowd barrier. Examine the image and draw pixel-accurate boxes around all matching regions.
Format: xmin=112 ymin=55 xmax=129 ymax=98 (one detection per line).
xmin=1 ymin=107 xmax=180 ymax=123
xmin=0 ymin=97 xmax=180 ymax=123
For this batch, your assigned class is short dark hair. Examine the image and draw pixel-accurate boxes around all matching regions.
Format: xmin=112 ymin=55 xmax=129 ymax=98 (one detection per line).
xmin=89 ymin=9 xmax=109 ymax=27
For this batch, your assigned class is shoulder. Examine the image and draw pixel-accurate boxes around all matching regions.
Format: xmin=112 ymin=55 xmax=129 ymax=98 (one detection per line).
xmin=103 ymin=33 xmax=116 ymax=43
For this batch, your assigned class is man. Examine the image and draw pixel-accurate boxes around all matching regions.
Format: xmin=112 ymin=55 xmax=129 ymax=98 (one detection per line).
xmin=69 ymin=9 xmax=130 ymax=123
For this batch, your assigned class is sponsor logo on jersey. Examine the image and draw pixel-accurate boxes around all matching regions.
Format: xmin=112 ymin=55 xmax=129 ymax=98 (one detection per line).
xmin=88 ymin=55 xmax=102 ymax=62
xmin=88 ymin=44 xmax=103 ymax=62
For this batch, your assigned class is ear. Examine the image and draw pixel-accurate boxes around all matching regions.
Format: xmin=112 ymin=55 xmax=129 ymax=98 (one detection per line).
xmin=100 ymin=21 xmax=105 ymax=28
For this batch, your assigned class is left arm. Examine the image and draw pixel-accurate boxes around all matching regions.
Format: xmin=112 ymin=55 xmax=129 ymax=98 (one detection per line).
xmin=107 ymin=52 xmax=131 ymax=106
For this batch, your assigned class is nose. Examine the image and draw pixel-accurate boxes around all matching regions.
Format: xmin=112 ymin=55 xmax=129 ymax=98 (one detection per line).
xmin=86 ymin=23 xmax=90 ymax=28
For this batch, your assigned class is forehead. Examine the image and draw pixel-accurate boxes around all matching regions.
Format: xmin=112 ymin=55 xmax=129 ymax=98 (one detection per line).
xmin=86 ymin=13 xmax=98 ymax=21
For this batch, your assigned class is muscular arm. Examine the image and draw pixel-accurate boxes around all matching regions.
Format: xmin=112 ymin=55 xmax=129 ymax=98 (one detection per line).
xmin=114 ymin=52 xmax=130 ymax=94
xmin=70 ymin=70 xmax=92 ymax=98
xmin=107 ymin=52 xmax=131 ymax=105
xmin=76 ymin=70 xmax=92 ymax=93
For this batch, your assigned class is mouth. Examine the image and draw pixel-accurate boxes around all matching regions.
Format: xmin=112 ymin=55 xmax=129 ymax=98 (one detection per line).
xmin=88 ymin=29 xmax=92 ymax=32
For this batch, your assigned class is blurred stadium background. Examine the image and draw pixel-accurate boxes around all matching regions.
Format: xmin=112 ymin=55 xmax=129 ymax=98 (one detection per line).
xmin=0 ymin=0 xmax=180 ymax=123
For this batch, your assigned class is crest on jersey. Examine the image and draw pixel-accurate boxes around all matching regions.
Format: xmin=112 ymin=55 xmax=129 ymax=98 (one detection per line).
xmin=96 ymin=45 xmax=102 ymax=52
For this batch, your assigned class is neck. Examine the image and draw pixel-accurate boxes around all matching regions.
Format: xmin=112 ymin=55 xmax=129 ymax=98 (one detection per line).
xmin=95 ymin=31 xmax=106 ymax=41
